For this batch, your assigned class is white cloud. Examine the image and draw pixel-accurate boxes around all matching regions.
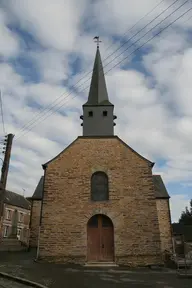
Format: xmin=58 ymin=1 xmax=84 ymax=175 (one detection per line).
xmin=90 ymin=0 xmax=192 ymax=36
xmin=0 ymin=63 xmax=22 ymax=89
xmin=91 ymin=0 xmax=167 ymax=35
xmin=30 ymin=50 xmax=70 ymax=84
xmin=0 ymin=0 xmax=191 ymax=223
xmin=0 ymin=8 xmax=19 ymax=57
xmin=170 ymin=194 xmax=190 ymax=223
xmin=4 ymin=0 xmax=89 ymax=51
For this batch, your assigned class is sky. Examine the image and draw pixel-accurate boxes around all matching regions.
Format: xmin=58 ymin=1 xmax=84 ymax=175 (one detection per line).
xmin=0 ymin=0 xmax=192 ymax=223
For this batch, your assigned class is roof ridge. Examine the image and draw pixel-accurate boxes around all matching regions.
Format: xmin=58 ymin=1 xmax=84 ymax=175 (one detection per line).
xmin=4 ymin=190 xmax=31 ymax=210
xmin=6 ymin=189 xmax=26 ymax=198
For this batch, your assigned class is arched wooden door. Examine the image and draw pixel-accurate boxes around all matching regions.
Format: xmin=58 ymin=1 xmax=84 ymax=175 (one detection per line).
xmin=87 ymin=214 xmax=114 ymax=262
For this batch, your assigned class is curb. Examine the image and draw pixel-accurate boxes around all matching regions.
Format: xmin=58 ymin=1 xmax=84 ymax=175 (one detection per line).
xmin=0 ymin=272 xmax=47 ymax=288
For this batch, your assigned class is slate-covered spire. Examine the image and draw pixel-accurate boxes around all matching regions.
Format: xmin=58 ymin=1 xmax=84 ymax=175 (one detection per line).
xmin=80 ymin=42 xmax=117 ymax=136
xmin=84 ymin=46 xmax=113 ymax=106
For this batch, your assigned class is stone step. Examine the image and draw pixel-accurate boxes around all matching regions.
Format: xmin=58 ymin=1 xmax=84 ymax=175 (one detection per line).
xmin=84 ymin=262 xmax=118 ymax=267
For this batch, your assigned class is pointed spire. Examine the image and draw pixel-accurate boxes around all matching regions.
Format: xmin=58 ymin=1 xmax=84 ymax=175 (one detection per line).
xmin=84 ymin=46 xmax=113 ymax=106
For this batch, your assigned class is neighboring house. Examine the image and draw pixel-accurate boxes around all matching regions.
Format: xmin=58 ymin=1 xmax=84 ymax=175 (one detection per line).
xmin=172 ymin=223 xmax=192 ymax=258
xmin=172 ymin=223 xmax=192 ymax=242
xmin=2 ymin=190 xmax=31 ymax=244
xmin=29 ymin=46 xmax=172 ymax=266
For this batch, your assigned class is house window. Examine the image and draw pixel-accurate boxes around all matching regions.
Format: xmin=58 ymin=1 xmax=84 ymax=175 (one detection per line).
xmin=91 ymin=171 xmax=109 ymax=201
xmin=88 ymin=111 xmax=93 ymax=117
xmin=17 ymin=228 xmax=21 ymax=240
xmin=6 ymin=209 xmax=11 ymax=220
xmin=19 ymin=212 xmax=24 ymax=223
xmin=3 ymin=226 xmax=9 ymax=237
xmin=103 ymin=111 xmax=107 ymax=116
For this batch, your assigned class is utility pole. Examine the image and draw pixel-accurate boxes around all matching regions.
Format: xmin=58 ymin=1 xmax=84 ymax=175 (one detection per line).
xmin=0 ymin=133 xmax=14 ymax=237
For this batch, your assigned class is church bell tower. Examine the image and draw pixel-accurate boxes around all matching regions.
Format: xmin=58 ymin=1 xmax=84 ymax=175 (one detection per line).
xmin=80 ymin=38 xmax=117 ymax=136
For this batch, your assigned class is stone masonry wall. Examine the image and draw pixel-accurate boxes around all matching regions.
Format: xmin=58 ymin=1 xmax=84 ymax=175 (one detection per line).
xmin=29 ymin=200 xmax=41 ymax=247
xmin=156 ymin=199 xmax=173 ymax=253
xmin=38 ymin=137 xmax=162 ymax=266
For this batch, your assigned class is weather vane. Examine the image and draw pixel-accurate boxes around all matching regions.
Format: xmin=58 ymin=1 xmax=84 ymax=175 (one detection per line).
xmin=93 ymin=36 xmax=101 ymax=48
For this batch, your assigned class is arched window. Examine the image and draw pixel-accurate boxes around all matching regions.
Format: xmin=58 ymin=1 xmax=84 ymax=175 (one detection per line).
xmin=91 ymin=171 xmax=109 ymax=201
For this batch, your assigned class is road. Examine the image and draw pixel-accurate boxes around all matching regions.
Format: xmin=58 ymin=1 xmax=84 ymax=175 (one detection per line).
xmin=0 ymin=278 xmax=32 ymax=288
xmin=0 ymin=250 xmax=192 ymax=287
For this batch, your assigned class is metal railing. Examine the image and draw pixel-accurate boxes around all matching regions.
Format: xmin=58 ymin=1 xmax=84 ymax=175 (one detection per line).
xmin=172 ymin=235 xmax=192 ymax=277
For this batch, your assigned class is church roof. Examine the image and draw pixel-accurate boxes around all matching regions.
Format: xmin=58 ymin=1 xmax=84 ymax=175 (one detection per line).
xmin=43 ymin=136 xmax=154 ymax=167
xmin=152 ymin=175 xmax=170 ymax=199
xmin=31 ymin=174 xmax=169 ymax=201
xmin=4 ymin=190 xmax=31 ymax=210
xmin=83 ymin=47 xmax=113 ymax=106
xmin=31 ymin=176 xmax=44 ymax=200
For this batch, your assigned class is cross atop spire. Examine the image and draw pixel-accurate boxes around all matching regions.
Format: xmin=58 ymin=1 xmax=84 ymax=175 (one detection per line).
xmin=93 ymin=36 xmax=101 ymax=48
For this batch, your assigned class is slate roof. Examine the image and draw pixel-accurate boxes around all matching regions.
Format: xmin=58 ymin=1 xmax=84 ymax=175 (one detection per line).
xmin=172 ymin=223 xmax=192 ymax=242
xmin=4 ymin=190 xmax=31 ymax=210
xmin=83 ymin=47 xmax=113 ymax=106
xmin=31 ymin=176 xmax=44 ymax=200
xmin=32 ymin=174 xmax=169 ymax=201
xmin=153 ymin=175 xmax=170 ymax=199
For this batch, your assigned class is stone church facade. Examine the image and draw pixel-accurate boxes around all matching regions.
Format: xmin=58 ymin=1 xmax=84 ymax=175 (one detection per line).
xmin=29 ymin=46 xmax=172 ymax=266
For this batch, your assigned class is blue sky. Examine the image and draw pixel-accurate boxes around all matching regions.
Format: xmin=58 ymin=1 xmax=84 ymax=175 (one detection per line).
xmin=0 ymin=0 xmax=192 ymax=222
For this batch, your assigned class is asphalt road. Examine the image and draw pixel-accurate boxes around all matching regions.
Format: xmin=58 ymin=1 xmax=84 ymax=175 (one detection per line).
xmin=0 ymin=250 xmax=192 ymax=288
xmin=1 ymin=268 xmax=192 ymax=288
xmin=0 ymin=278 xmax=31 ymax=288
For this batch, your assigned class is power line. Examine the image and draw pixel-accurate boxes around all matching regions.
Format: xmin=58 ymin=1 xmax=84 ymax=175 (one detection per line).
xmin=97 ymin=0 xmax=188 ymax=71
xmin=15 ymin=6 xmax=192 ymax=141
xmin=16 ymin=0 xmax=182 ymax=138
xmin=0 ymin=90 xmax=6 ymax=135
xmin=104 ymin=0 xmax=190 ymax=71
xmin=103 ymin=0 xmax=166 ymax=55
xmin=102 ymin=0 xmax=181 ymax=67
xmin=16 ymin=0 xmax=177 ymax=136
xmin=15 ymin=3 xmax=190 ymax=140
xmin=105 ymin=9 xmax=192 ymax=76
xmin=16 ymin=0 xmax=171 ymax=136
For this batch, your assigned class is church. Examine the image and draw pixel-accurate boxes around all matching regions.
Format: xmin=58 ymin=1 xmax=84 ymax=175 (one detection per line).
xmin=29 ymin=45 xmax=172 ymax=266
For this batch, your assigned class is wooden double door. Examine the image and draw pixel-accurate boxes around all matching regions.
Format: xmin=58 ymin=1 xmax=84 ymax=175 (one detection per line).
xmin=87 ymin=214 xmax=114 ymax=262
